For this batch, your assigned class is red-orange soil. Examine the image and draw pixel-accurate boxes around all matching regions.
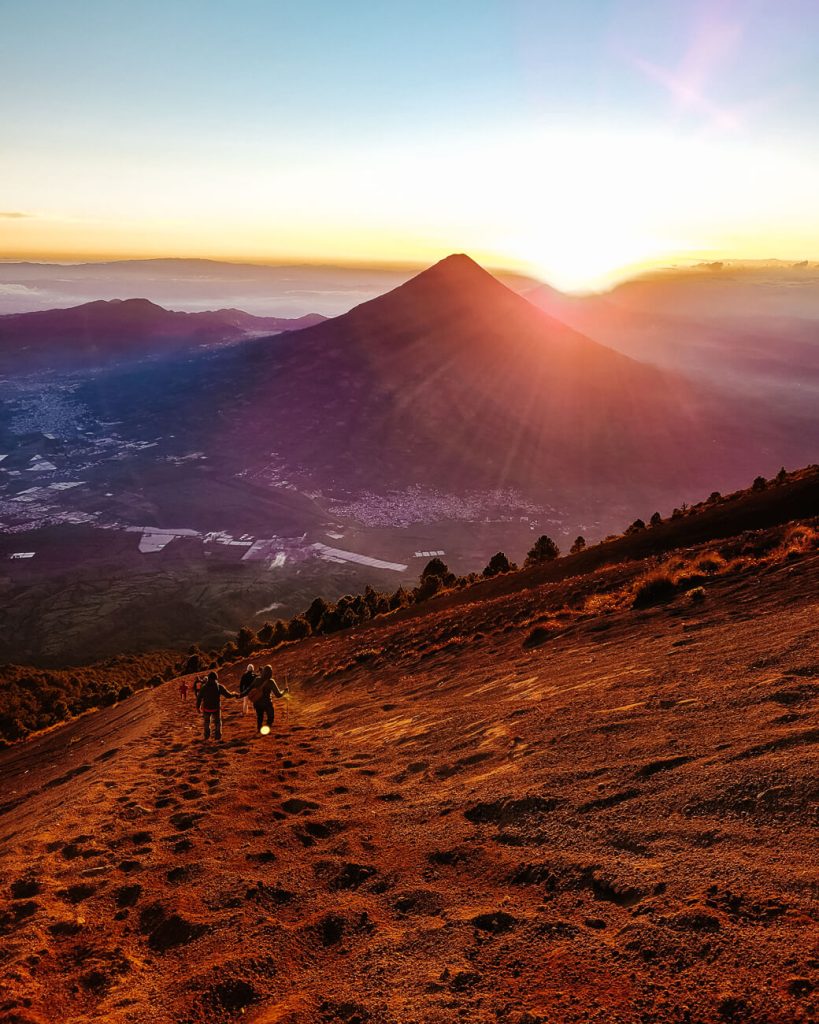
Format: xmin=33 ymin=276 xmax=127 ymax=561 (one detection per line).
xmin=1 ymin=551 xmax=817 ymax=1024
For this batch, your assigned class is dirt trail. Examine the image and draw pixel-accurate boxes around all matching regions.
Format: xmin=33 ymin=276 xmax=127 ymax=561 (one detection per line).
xmin=1 ymin=555 xmax=817 ymax=1024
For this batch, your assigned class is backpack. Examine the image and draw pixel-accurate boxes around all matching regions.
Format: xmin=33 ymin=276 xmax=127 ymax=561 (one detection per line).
xmin=246 ymin=683 xmax=264 ymax=705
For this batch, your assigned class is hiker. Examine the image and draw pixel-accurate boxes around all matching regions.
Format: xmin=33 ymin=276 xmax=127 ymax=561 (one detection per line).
xmin=248 ymin=664 xmax=288 ymax=734
xmin=239 ymin=663 xmax=257 ymax=716
xmin=195 ymin=670 xmax=238 ymax=741
xmin=179 ymin=678 xmax=189 ymax=702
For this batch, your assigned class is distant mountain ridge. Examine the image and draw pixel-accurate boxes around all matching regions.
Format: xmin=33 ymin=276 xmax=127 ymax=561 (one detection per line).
xmin=0 ymin=297 xmax=325 ymax=372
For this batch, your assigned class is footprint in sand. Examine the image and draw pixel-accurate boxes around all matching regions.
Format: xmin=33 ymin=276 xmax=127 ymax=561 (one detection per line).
xmin=10 ymin=877 xmax=42 ymax=899
xmin=281 ymin=797 xmax=321 ymax=815
xmin=117 ymin=859 xmax=142 ymax=874
xmin=57 ymin=882 xmax=98 ymax=904
xmin=114 ymin=883 xmax=142 ymax=908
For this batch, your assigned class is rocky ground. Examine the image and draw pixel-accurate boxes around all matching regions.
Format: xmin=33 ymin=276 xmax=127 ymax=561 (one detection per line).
xmin=0 ymin=547 xmax=817 ymax=1024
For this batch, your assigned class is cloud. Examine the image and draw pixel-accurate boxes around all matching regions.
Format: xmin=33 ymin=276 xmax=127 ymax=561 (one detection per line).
xmin=0 ymin=211 xmax=32 ymax=219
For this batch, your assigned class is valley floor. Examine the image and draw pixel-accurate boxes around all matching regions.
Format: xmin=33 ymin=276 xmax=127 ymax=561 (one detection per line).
xmin=1 ymin=552 xmax=817 ymax=1024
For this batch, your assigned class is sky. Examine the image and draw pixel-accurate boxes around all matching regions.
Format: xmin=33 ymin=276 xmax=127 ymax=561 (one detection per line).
xmin=2 ymin=0 xmax=819 ymax=290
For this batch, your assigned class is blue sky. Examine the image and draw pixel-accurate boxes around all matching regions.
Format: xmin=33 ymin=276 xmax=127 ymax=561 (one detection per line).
xmin=2 ymin=0 xmax=819 ymax=286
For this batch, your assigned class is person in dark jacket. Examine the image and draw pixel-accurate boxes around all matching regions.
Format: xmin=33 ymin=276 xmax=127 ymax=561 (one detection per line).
xmin=195 ymin=670 xmax=237 ymax=741
xmin=252 ymin=665 xmax=288 ymax=734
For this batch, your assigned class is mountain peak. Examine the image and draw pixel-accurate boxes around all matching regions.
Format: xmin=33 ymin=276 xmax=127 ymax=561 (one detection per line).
xmin=414 ymin=252 xmax=498 ymax=286
xmin=355 ymin=252 xmax=523 ymax=322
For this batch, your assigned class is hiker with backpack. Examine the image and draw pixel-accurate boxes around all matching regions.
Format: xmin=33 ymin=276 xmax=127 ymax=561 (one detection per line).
xmin=195 ymin=670 xmax=238 ymax=741
xmin=239 ymin=663 xmax=256 ymax=716
xmin=247 ymin=664 xmax=288 ymax=735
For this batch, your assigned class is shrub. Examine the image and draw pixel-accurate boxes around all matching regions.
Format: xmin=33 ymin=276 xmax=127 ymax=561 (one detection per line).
xmin=354 ymin=647 xmax=381 ymax=663
xmin=707 ymin=491 xmax=721 ymax=504
xmin=570 ymin=536 xmax=586 ymax=554
xmin=650 ymin=512 xmax=662 ymax=527
xmin=693 ymin=552 xmax=727 ymax=574
xmin=626 ymin=519 xmax=646 ymax=534
xmin=525 ymin=535 xmax=560 ymax=565
xmin=752 ymin=475 xmax=767 ymax=492
xmin=523 ymin=624 xmax=555 ymax=649
xmin=775 ymin=467 xmax=787 ymax=485
xmin=632 ymin=572 xmax=678 ymax=608
xmin=688 ymin=587 xmax=706 ymax=604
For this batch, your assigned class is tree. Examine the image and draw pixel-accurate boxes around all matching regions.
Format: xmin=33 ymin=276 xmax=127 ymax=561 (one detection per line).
xmin=525 ymin=535 xmax=560 ymax=565
xmin=483 ymin=551 xmax=516 ymax=577
xmin=415 ymin=574 xmax=443 ymax=602
xmin=421 ymin=557 xmax=449 ymax=581
xmin=775 ymin=466 xmax=787 ymax=485
xmin=570 ymin=536 xmax=586 ymax=554
xmin=752 ymin=475 xmax=767 ymax=492
xmin=304 ymin=597 xmax=329 ymax=631
xmin=287 ymin=616 xmax=311 ymax=641
xmin=236 ymin=627 xmax=256 ymax=656
xmin=625 ymin=518 xmax=646 ymax=535
xmin=258 ymin=621 xmax=275 ymax=643
xmin=650 ymin=512 xmax=662 ymax=527
xmin=707 ymin=491 xmax=721 ymax=504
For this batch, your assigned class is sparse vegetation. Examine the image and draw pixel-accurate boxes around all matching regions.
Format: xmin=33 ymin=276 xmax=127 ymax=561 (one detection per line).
xmin=0 ymin=651 xmax=181 ymax=746
xmin=631 ymin=571 xmax=679 ymax=608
